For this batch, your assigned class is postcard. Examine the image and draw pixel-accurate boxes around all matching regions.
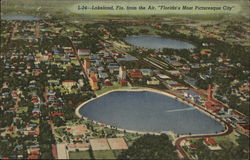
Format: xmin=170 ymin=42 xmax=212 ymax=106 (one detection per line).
xmin=0 ymin=0 xmax=249 ymax=159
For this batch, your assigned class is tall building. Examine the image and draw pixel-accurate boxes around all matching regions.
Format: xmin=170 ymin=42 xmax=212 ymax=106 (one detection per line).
xmin=83 ymin=58 xmax=90 ymax=77
xmin=208 ymin=84 xmax=212 ymax=101
xmin=119 ymin=66 xmax=126 ymax=80
xmin=89 ymin=72 xmax=99 ymax=91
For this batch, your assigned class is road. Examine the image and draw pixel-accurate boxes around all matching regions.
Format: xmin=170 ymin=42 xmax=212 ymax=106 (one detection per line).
xmin=174 ymin=99 xmax=234 ymax=159
xmin=67 ymin=37 xmax=89 ymax=80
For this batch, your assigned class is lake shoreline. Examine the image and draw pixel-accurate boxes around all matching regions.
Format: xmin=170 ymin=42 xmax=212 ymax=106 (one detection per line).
xmin=75 ymin=87 xmax=226 ymax=136
xmin=123 ymin=35 xmax=196 ymax=50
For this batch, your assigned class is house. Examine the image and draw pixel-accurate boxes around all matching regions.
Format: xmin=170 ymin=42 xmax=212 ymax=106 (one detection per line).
xmin=32 ymin=108 xmax=41 ymax=118
xmin=104 ymin=79 xmax=113 ymax=86
xmin=107 ymin=63 xmax=119 ymax=73
xmin=11 ymin=91 xmax=18 ymax=99
xmin=89 ymin=54 xmax=100 ymax=60
xmin=164 ymin=80 xmax=188 ymax=90
xmin=147 ymin=77 xmax=160 ymax=85
xmin=205 ymin=101 xmax=221 ymax=112
xmin=129 ymin=69 xmax=143 ymax=79
xmin=140 ymin=69 xmax=153 ymax=77
xmin=78 ymin=49 xmax=90 ymax=57
xmin=120 ymin=80 xmax=127 ymax=86
xmin=200 ymin=49 xmax=212 ymax=56
xmin=168 ymin=70 xmax=181 ymax=76
xmin=156 ymin=73 xmax=171 ymax=80
xmin=98 ymin=72 xmax=108 ymax=79
xmin=62 ymin=80 xmax=77 ymax=90
xmin=202 ymin=137 xmax=221 ymax=150
xmin=27 ymin=154 xmax=39 ymax=159
xmin=184 ymin=90 xmax=201 ymax=102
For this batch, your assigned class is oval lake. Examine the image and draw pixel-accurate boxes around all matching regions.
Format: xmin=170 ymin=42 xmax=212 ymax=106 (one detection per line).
xmin=79 ymin=91 xmax=224 ymax=134
xmin=124 ymin=35 xmax=195 ymax=49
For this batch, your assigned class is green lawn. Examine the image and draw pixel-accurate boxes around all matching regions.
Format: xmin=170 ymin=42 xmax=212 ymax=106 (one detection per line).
xmin=214 ymin=130 xmax=239 ymax=146
xmin=69 ymin=151 xmax=92 ymax=159
xmin=93 ymin=150 xmax=116 ymax=159
xmin=30 ymin=119 xmax=40 ymax=124
xmin=96 ymin=82 xmax=131 ymax=96
xmin=17 ymin=106 xmax=28 ymax=114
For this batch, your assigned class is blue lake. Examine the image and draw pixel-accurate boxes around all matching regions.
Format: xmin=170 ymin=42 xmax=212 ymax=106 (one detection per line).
xmin=124 ymin=35 xmax=195 ymax=49
xmin=79 ymin=91 xmax=224 ymax=134
xmin=1 ymin=15 xmax=41 ymax=21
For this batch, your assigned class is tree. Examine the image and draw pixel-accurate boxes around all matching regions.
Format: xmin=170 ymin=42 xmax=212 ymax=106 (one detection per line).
xmin=118 ymin=134 xmax=178 ymax=160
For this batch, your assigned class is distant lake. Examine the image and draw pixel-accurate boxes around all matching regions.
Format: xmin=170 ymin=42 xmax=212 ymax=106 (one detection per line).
xmin=124 ymin=35 xmax=195 ymax=49
xmin=79 ymin=91 xmax=224 ymax=134
xmin=1 ymin=15 xmax=41 ymax=21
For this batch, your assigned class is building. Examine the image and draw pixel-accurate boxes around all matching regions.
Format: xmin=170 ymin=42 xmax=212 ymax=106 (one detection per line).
xmin=83 ymin=58 xmax=90 ymax=76
xmin=184 ymin=90 xmax=201 ymax=102
xmin=156 ymin=73 xmax=171 ymax=80
xmin=147 ymin=77 xmax=160 ymax=85
xmin=140 ymin=69 xmax=153 ymax=77
xmin=119 ymin=66 xmax=126 ymax=80
xmin=202 ymin=137 xmax=221 ymax=150
xmin=120 ymin=79 xmax=127 ymax=86
xmin=62 ymin=80 xmax=77 ymax=90
xmin=129 ymin=69 xmax=143 ymax=79
xmin=107 ymin=63 xmax=120 ymax=73
xmin=78 ymin=49 xmax=90 ymax=57
xmin=104 ymin=79 xmax=113 ymax=86
xmin=89 ymin=72 xmax=99 ymax=91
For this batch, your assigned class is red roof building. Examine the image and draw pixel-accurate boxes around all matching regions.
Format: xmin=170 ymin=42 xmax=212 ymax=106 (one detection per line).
xmin=205 ymin=101 xmax=221 ymax=112
xmin=27 ymin=154 xmax=39 ymax=159
xmin=104 ymin=79 xmax=112 ymax=86
xmin=203 ymin=137 xmax=217 ymax=146
xmin=129 ymin=69 xmax=143 ymax=79
xmin=120 ymin=80 xmax=127 ymax=86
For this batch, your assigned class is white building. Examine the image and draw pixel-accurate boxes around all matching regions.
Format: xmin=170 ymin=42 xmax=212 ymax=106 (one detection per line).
xmin=119 ymin=66 xmax=126 ymax=80
xmin=147 ymin=77 xmax=160 ymax=85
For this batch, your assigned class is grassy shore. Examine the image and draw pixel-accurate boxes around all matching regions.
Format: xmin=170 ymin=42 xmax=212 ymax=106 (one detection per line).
xmin=95 ymin=82 xmax=132 ymax=96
